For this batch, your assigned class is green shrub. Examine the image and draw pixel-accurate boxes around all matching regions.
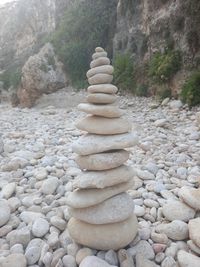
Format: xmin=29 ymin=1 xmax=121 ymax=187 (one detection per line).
xmin=148 ymin=50 xmax=182 ymax=84
xmin=181 ymin=71 xmax=200 ymax=107
xmin=113 ymin=53 xmax=135 ymax=91
xmin=135 ymin=84 xmax=148 ymax=96
xmin=157 ymin=85 xmax=171 ymax=99
xmin=39 ymin=62 xmax=48 ymax=73
xmin=50 ymin=0 xmax=117 ymax=88
xmin=0 ymin=69 xmax=21 ymax=90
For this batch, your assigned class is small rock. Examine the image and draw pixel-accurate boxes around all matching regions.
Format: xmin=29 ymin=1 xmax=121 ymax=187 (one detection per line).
xmin=50 ymin=216 xmax=66 ymax=231
xmin=134 ymin=205 xmax=145 ymax=217
xmin=127 ymin=240 xmax=155 ymax=260
xmin=79 ymin=256 xmax=117 ymax=267
xmin=169 ymin=100 xmax=183 ymax=109
xmin=0 ymin=200 xmax=11 ymax=227
xmin=10 ymin=244 xmax=24 ymax=254
xmin=32 ymin=218 xmax=49 ymax=237
xmin=1 ymin=253 xmax=27 ymax=267
xmin=177 ymin=250 xmax=200 ymax=267
xmin=156 ymin=220 xmax=189 ymax=240
xmin=179 ymin=187 xmax=200 ymax=210
xmin=41 ymin=177 xmax=59 ymax=195
xmin=118 ymin=249 xmax=134 ymax=267
xmin=136 ymin=254 xmax=158 ymax=267
xmin=25 ymin=246 xmax=41 ymax=265
xmin=20 ymin=211 xmax=45 ymax=223
xmin=6 ymin=227 xmax=31 ymax=247
xmin=76 ymin=248 xmax=93 ymax=265
xmin=188 ymin=218 xmax=200 ymax=248
xmin=63 ymin=255 xmax=77 ymax=267
xmin=162 ymin=200 xmax=195 ymax=222
xmin=136 ymin=170 xmax=155 ymax=180
xmin=0 ymin=183 xmax=16 ymax=199
xmin=161 ymin=256 xmax=176 ymax=267
xmin=161 ymin=98 xmax=170 ymax=106
xmin=105 ymin=250 xmax=118 ymax=266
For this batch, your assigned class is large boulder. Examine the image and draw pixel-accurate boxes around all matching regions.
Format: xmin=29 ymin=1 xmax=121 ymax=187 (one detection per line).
xmin=17 ymin=43 xmax=67 ymax=107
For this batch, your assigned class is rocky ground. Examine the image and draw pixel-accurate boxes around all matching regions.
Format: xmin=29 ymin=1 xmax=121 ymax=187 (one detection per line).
xmin=0 ymin=87 xmax=200 ymax=267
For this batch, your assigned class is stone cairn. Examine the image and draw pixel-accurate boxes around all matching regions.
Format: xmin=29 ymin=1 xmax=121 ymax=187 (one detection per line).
xmin=66 ymin=47 xmax=139 ymax=250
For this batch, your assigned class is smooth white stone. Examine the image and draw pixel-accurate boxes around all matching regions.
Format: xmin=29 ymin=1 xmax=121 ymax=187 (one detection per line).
xmin=87 ymin=65 xmax=113 ymax=78
xmin=72 ymin=165 xmax=134 ymax=189
xmin=162 ymin=200 xmax=195 ymax=222
xmin=75 ymin=150 xmax=129 ymax=171
xmin=88 ymin=84 xmax=118 ymax=94
xmin=177 ymin=250 xmax=200 ymax=267
xmin=68 ymin=214 xmax=138 ymax=250
xmin=78 ymin=103 xmax=123 ymax=118
xmin=66 ymin=179 xmax=134 ymax=208
xmin=86 ymin=93 xmax=117 ymax=104
xmin=72 ymin=132 xmax=138 ymax=156
xmin=88 ymin=73 xmax=113 ymax=85
xmin=68 ymin=193 xmax=134 ymax=224
xmin=90 ymin=57 xmax=110 ymax=68
xmin=76 ymin=116 xmax=131 ymax=135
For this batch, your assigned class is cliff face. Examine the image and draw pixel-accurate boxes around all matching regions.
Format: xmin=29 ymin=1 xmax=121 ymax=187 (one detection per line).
xmin=0 ymin=0 xmax=71 ymax=72
xmin=1 ymin=0 xmax=200 ymax=96
xmin=113 ymin=0 xmax=200 ymax=93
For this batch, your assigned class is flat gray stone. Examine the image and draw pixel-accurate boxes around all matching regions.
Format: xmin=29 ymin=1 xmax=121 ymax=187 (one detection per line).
xmin=86 ymin=93 xmax=117 ymax=104
xmin=20 ymin=211 xmax=45 ymax=224
xmin=177 ymin=250 xmax=200 ymax=267
xmin=156 ymin=220 xmax=189 ymax=240
xmin=66 ymin=179 xmax=134 ymax=208
xmin=128 ymin=240 xmax=155 ymax=260
xmin=69 ymin=193 xmax=134 ymax=224
xmin=188 ymin=218 xmax=200 ymax=248
xmin=95 ymin=47 xmax=105 ymax=52
xmin=179 ymin=186 xmax=200 ymax=210
xmin=162 ymin=200 xmax=195 ymax=222
xmin=1 ymin=254 xmax=27 ymax=267
xmin=41 ymin=177 xmax=59 ymax=195
xmin=0 ymin=200 xmax=11 ymax=227
xmin=72 ymin=165 xmax=134 ymax=189
xmin=78 ymin=103 xmax=123 ymax=118
xmin=68 ymin=214 xmax=138 ymax=250
xmin=92 ymin=51 xmax=108 ymax=60
xmin=87 ymin=65 xmax=113 ymax=78
xmin=25 ymin=246 xmax=41 ymax=265
xmin=75 ymin=150 xmax=129 ymax=171
xmin=32 ymin=218 xmax=49 ymax=237
xmin=72 ymin=132 xmax=138 ymax=156
xmin=80 ymin=256 xmax=117 ymax=267
xmin=88 ymin=84 xmax=118 ymax=94
xmin=90 ymin=57 xmax=110 ymax=68
xmin=88 ymin=73 xmax=113 ymax=85
xmin=76 ymin=116 xmax=131 ymax=135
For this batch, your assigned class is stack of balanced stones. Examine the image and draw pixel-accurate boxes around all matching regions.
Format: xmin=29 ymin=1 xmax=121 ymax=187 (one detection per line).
xmin=66 ymin=47 xmax=139 ymax=250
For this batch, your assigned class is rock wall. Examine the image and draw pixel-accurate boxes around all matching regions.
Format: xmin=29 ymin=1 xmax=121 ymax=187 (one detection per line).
xmin=113 ymin=0 xmax=200 ymax=93
xmin=0 ymin=0 xmax=71 ymax=72
xmin=114 ymin=0 xmax=200 ymax=65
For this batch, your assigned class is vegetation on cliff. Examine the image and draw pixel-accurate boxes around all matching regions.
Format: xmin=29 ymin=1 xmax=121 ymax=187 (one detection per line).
xmin=0 ymin=68 xmax=21 ymax=90
xmin=181 ymin=71 xmax=200 ymax=107
xmin=51 ymin=0 xmax=117 ymax=87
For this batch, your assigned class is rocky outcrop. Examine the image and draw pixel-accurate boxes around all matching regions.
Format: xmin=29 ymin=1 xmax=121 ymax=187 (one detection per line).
xmin=113 ymin=0 xmax=200 ymax=93
xmin=17 ymin=43 xmax=67 ymax=108
xmin=114 ymin=0 xmax=200 ymax=64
